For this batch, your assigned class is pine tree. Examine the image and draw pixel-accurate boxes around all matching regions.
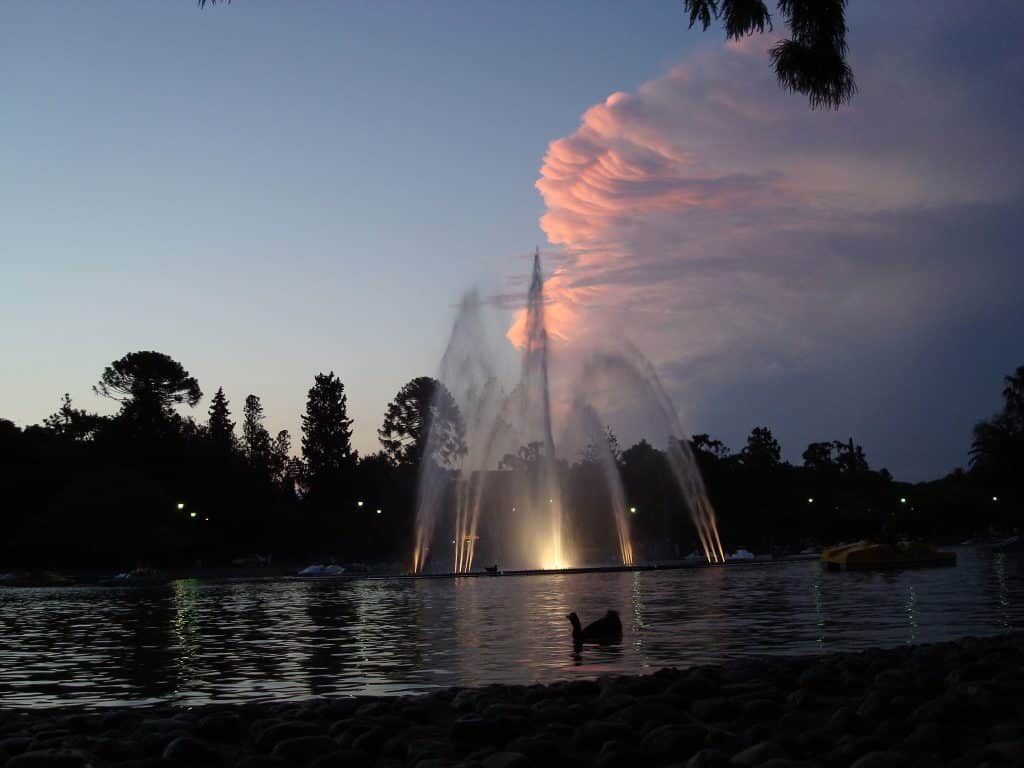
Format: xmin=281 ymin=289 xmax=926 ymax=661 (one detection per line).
xmin=270 ymin=429 xmax=291 ymax=483
xmin=242 ymin=394 xmax=272 ymax=468
xmin=301 ymin=372 xmax=355 ymax=492
xmin=378 ymin=376 xmax=465 ymax=469
xmin=207 ymin=387 xmax=235 ymax=451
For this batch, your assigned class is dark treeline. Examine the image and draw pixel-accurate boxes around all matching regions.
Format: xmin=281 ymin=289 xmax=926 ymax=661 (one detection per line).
xmin=1 ymin=351 xmax=1020 ymax=570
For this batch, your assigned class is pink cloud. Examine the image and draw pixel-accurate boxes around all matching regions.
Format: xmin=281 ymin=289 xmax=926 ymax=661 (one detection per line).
xmin=508 ymin=21 xmax=1022 ymax=407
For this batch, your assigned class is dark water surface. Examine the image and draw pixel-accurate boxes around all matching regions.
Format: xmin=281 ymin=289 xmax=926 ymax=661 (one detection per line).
xmin=1 ymin=546 xmax=1021 ymax=709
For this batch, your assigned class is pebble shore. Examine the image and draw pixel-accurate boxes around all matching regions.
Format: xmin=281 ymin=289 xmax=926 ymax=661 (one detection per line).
xmin=2 ymin=633 xmax=1023 ymax=768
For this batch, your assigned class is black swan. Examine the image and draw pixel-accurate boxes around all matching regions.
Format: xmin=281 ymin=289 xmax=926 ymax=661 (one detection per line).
xmin=567 ymin=610 xmax=623 ymax=644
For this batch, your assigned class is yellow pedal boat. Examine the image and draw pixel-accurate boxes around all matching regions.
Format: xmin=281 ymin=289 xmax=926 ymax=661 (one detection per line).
xmin=821 ymin=540 xmax=956 ymax=571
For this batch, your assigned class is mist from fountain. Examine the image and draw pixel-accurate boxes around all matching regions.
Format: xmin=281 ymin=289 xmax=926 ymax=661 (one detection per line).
xmin=412 ymin=250 xmax=723 ymax=573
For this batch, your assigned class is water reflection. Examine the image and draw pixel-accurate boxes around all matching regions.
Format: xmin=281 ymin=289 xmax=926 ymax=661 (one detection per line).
xmin=905 ymin=584 xmax=918 ymax=644
xmin=993 ymin=553 xmax=1012 ymax=629
xmin=1 ymin=547 xmax=1023 ymax=708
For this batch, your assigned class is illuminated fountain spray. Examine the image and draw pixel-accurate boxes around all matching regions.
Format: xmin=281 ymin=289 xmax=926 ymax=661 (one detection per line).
xmin=412 ymin=250 xmax=721 ymax=573
xmin=577 ymin=348 xmax=725 ymax=563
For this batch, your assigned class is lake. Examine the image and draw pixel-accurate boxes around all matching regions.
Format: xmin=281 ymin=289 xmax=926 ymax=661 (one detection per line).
xmin=0 ymin=546 xmax=1019 ymax=709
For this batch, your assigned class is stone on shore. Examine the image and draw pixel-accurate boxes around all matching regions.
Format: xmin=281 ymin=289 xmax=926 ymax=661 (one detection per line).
xmin=2 ymin=633 xmax=1022 ymax=768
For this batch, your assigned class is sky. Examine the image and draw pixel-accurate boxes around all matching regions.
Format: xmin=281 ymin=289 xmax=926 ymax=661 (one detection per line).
xmin=2 ymin=1 xmax=1022 ymax=480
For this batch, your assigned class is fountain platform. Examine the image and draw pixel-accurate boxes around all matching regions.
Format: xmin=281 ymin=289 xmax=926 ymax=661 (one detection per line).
xmin=404 ymin=554 xmax=819 ymax=579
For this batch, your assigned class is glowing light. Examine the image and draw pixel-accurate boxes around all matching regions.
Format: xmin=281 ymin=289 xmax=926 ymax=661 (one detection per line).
xmin=900 ymin=497 xmax=907 ymax=504
xmin=177 ymin=502 xmax=185 ymax=510
xmin=629 ymin=506 xmax=637 ymax=514
xmin=189 ymin=512 xmax=197 ymax=519
xmin=807 ymin=497 xmax=814 ymax=504
xmin=992 ymin=496 xmax=999 ymax=502
xmin=357 ymin=501 xmax=364 ymax=507
xmin=376 ymin=509 xmax=382 ymax=515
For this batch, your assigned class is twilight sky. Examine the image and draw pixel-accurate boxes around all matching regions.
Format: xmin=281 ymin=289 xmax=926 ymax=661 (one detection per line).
xmin=3 ymin=1 xmax=1022 ymax=480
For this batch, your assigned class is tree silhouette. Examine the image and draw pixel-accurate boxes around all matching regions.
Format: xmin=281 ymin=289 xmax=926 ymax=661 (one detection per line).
xmin=833 ymin=438 xmax=868 ymax=474
xmin=270 ymin=429 xmax=292 ymax=484
xmin=499 ymin=441 xmax=545 ymax=472
xmin=301 ymin=372 xmax=355 ymax=490
xmin=741 ymin=426 xmax=782 ymax=469
xmin=242 ymin=394 xmax=272 ymax=468
xmin=200 ymin=0 xmax=854 ymax=110
xmin=970 ymin=365 xmax=1024 ymax=490
xmin=94 ymin=351 xmax=201 ymax=436
xmin=378 ymin=377 xmax=466 ymax=469
xmin=43 ymin=394 xmax=104 ymax=442
xmin=692 ymin=433 xmax=730 ymax=460
xmin=207 ymin=387 xmax=236 ymax=451
xmin=579 ymin=426 xmax=623 ymax=465
xmin=684 ymin=0 xmax=855 ymax=109
xmin=802 ymin=441 xmax=834 ymax=472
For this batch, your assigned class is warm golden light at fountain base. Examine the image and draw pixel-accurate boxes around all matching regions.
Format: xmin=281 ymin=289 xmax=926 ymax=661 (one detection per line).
xmin=410 ymin=251 xmax=726 ymax=575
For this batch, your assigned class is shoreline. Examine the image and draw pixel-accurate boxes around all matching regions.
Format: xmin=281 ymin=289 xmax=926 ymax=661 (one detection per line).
xmin=1 ymin=633 xmax=1021 ymax=768
xmin=0 ymin=553 xmax=824 ymax=588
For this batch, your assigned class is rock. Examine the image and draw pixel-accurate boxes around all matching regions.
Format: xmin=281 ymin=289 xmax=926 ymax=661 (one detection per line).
xmin=162 ymin=736 xmax=224 ymax=766
xmin=785 ymin=690 xmax=809 ymax=709
xmin=6 ymin=750 xmax=92 ymax=768
xmin=797 ymin=665 xmax=833 ymax=692
xmin=451 ymin=718 xmax=505 ymax=748
xmin=857 ymin=691 xmax=889 ymax=721
xmin=687 ymin=748 xmax=731 ymax=768
xmin=308 ymin=751 xmax=373 ymax=768
xmin=272 ymin=736 xmax=337 ymax=762
xmin=574 ymin=721 xmax=632 ymax=751
xmin=197 ymin=712 xmax=242 ymax=739
xmin=612 ymin=698 xmax=681 ymax=727
xmin=902 ymin=722 xmax=942 ymax=752
xmin=740 ymin=722 xmax=775 ymax=746
xmin=138 ymin=717 xmax=191 ymax=735
xmin=0 ymin=736 xmax=32 ymax=760
xmin=641 ymin=724 xmax=706 ymax=757
xmin=92 ymin=737 xmax=145 ymax=761
xmin=351 ymin=726 xmax=388 ymax=752
xmin=680 ymin=670 xmax=721 ymax=697
xmin=236 ymin=758 xmax=288 ymax=768
xmin=564 ymin=680 xmax=601 ymax=699
xmin=692 ymin=698 xmax=737 ymax=722
xmin=99 ymin=710 xmax=140 ymax=732
xmin=873 ymin=669 xmax=909 ymax=693
xmin=482 ymin=752 xmax=530 ymax=768
xmin=990 ymin=722 xmax=1024 ymax=742
xmin=255 ymin=721 xmax=326 ymax=751
xmin=849 ymin=751 xmax=911 ymax=768
xmin=984 ymin=741 xmax=1024 ymax=762
xmin=504 ymin=736 xmax=558 ymax=760
xmin=731 ymin=740 xmax=783 ymax=766
xmin=742 ymin=699 xmax=778 ymax=720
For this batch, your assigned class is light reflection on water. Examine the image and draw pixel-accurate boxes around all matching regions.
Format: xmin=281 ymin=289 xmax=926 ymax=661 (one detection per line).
xmin=0 ymin=546 xmax=1021 ymax=709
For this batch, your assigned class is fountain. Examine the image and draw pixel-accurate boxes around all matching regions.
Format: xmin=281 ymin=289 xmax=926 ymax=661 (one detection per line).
xmin=412 ymin=250 xmax=723 ymax=574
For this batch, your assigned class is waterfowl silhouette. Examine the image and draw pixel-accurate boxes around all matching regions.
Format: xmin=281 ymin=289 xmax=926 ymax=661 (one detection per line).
xmin=567 ymin=610 xmax=623 ymax=644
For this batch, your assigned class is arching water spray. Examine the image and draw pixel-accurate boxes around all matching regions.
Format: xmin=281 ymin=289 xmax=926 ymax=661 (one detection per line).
xmin=576 ymin=348 xmax=725 ymax=564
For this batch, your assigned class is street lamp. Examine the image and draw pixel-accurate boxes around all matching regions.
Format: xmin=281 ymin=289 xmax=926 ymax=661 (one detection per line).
xmin=177 ymin=502 xmax=185 ymax=511
xmin=807 ymin=497 xmax=814 ymax=504
xmin=376 ymin=509 xmax=382 ymax=515
xmin=629 ymin=506 xmax=637 ymax=514
xmin=899 ymin=497 xmax=907 ymax=504
xmin=357 ymin=500 xmax=364 ymax=508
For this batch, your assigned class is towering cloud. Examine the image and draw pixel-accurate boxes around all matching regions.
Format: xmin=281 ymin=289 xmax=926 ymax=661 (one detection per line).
xmin=513 ymin=4 xmax=1023 ymax=416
